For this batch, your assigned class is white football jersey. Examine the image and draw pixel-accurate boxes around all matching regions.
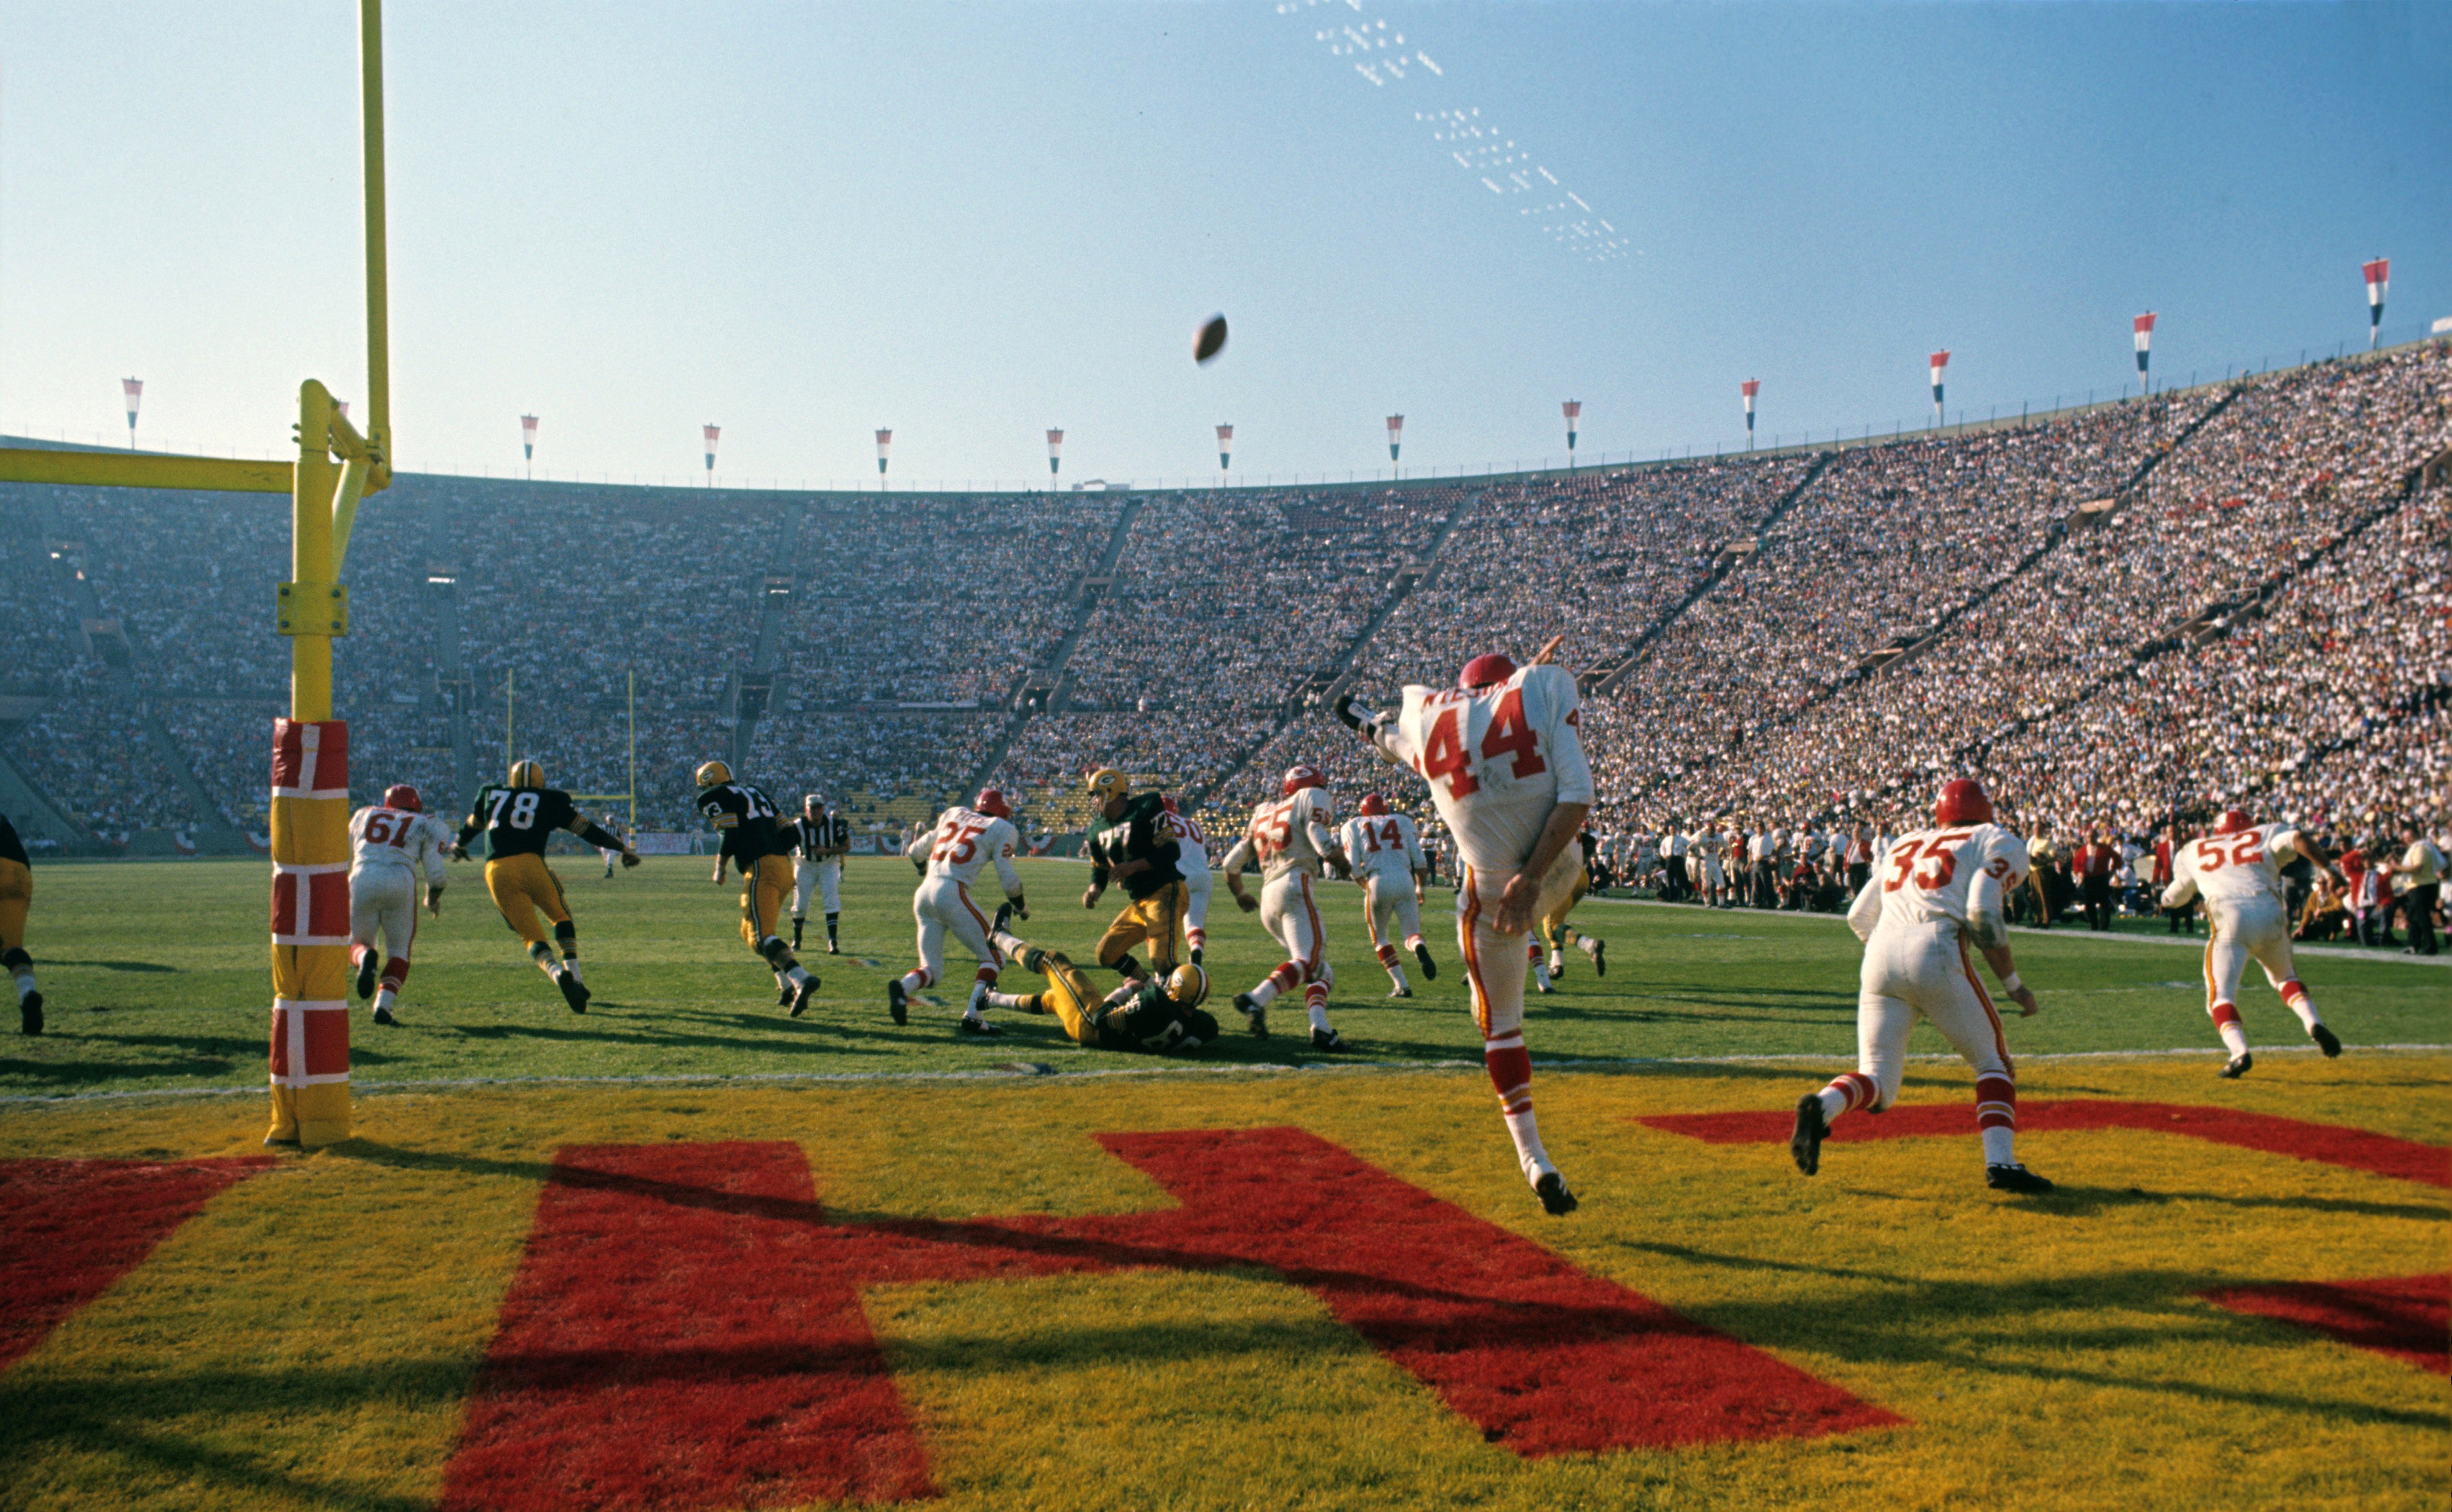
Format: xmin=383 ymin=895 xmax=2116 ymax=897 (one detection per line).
xmin=907 ymin=806 xmax=1023 ymax=893
xmin=1160 ymin=806 xmax=1210 ymax=875
xmin=2163 ymin=824 xmax=2302 ymax=911
xmin=1224 ymin=786 xmax=1340 ymax=883
xmin=1364 ymin=664 xmax=1594 ymax=876
xmin=1339 ymin=812 xmax=1426 ymax=883
xmin=1849 ymin=823 xmax=2031 ymax=940
xmin=348 ymin=804 xmax=450 ymax=884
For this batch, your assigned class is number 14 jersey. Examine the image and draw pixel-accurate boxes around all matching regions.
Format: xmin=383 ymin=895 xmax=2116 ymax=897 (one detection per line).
xmin=1364 ymin=664 xmax=1593 ymax=875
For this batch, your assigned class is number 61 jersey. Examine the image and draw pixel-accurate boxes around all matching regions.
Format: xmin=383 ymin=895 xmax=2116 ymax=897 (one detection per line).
xmin=1363 ymin=663 xmax=1593 ymax=876
xmin=1849 ymin=825 xmax=2031 ymax=940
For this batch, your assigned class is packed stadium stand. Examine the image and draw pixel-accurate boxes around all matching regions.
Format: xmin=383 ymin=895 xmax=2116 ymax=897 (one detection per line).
xmin=0 ymin=341 xmax=2441 ymax=876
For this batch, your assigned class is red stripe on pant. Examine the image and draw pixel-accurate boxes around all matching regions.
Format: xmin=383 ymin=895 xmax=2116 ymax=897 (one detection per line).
xmin=1828 ymin=1071 xmax=1880 ymax=1114
xmin=382 ymin=956 xmax=410 ymax=991
xmin=2211 ymin=1001 xmax=2242 ymax=1028
xmin=1487 ymin=1041 xmax=1532 ymax=1115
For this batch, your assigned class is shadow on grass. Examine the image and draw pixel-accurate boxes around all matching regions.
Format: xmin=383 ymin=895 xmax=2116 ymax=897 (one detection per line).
xmin=54 ymin=959 xmax=180 ymax=973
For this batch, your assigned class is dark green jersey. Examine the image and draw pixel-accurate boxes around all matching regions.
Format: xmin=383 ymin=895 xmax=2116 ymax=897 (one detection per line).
xmin=0 ymin=814 xmax=25 ymax=869
xmin=697 ymin=781 xmax=791 ymax=866
xmin=1085 ymin=791 xmax=1181 ymax=899
xmin=459 ymin=785 xmax=581 ymax=858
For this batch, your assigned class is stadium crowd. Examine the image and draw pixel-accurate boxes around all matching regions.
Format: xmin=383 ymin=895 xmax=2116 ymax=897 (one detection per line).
xmin=0 ymin=344 xmax=2440 ymax=915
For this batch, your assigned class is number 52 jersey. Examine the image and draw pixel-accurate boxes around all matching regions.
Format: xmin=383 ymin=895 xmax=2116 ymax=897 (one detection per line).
xmin=1363 ymin=664 xmax=1593 ymax=875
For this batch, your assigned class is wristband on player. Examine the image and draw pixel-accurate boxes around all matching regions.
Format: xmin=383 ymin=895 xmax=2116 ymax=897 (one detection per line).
xmin=1999 ymin=971 xmax=2025 ymax=994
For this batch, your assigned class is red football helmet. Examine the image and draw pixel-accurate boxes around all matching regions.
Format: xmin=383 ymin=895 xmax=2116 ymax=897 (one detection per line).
xmin=973 ymin=788 xmax=1013 ymax=820
xmin=1357 ymin=792 xmax=1390 ymax=817
xmin=1282 ymin=764 xmax=1326 ymax=796
xmin=1160 ymin=794 xmax=1180 ymax=814
xmin=1932 ymin=778 xmax=1994 ymax=827
xmin=1460 ymin=652 xmax=1518 ymax=689
xmin=2214 ymin=808 xmax=2253 ymax=835
xmin=382 ymin=784 xmax=421 ymax=814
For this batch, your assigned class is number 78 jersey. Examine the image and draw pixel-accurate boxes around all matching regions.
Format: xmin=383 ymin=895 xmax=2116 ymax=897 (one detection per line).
xmin=1363 ymin=664 xmax=1594 ymax=875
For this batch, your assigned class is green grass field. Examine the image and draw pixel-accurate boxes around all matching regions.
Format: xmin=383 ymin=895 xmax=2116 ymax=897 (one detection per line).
xmin=4 ymin=855 xmax=2444 ymax=1099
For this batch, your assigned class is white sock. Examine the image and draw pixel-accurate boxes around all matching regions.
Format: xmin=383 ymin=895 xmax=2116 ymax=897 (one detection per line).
xmin=2217 ymin=1019 xmax=2248 ymax=1056
xmin=1384 ymin=963 xmax=1409 ymax=990
xmin=536 ymin=957 xmax=562 ymax=981
xmin=985 ymin=990 xmax=1034 ymax=1011
xmin=1308 ymin=999 xmax=1332 ymax=1032
xmin=965 ymin=981 xmax=988 ymax=1019
xmin=992 ymin=929 xmax=1028 ymax=960
xmin=1404 ymin=934 xmax=1424 ymax=952
xmin=788 ymin=965 xmax=811 ymax=986
xmin=1981 ymin=1127 xmax=2016 ymax=1166
xmin=2283 ymin=992 xmax=2320 ymax=1031
xmin=14 ymin=973 xmax=34 ymax=1001
xmin=1532 ymin=959 xmax=1552 ymax=989
xmin=1548 ymin=950 xmax=1565 ymax=973
xmin=372 ymin=986 xmax=397 ymax=1013
xmin=563 ymin=960 xmax=583 ymax=984
xmin=1503 ymin=1107 xmax=1555 ymax=1182
xmin=899 ymin=970 xmax=927 ymax=994
xmin=1247 ymin=976 xmax=1284 ymax=1008
xmin=1579 ymin=937 xmax=1600 ymax=959
xmin=1817 ymin=1087 xmax=1847 ymax=1123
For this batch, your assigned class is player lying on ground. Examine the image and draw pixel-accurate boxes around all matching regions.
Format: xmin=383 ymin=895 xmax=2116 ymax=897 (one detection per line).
xmin=983 ymin=905 xmax=1220 ymax=1053
xmin=695 ymin=762 xmax=822 ymax=1017
xmin=1159 ymin=795 xmax=1214 ymax=965
xmin=1338 ymin=791 xmax=1438 ymax=998
xmin=1081 ymin=768 xmax=1188 ymax=981
xmin=1340 ymin=645 xmax=1590 ymax=1216
xmin=2160 ymin=808 xmax=2343 ymax=1079
xmin=0 ymin=812 xmax=40 ymax=1036
xmin=1532 ymin=825 xmax=1607 ymax=994
xmin=451 ymin=760 xmax=639 ymax=1014
xmin=890 ymin=788 xmax=1026 ymax=1035
xmin=348 ymin=783 xmax=450 ymax=1025
xmin=785 ymin=792 xmax=852 ymax=955
xmin=1220 ymin=764 xmax=1352 ymax=1049
xmin=1790 ymin=777 xmax=2054 ymax=1194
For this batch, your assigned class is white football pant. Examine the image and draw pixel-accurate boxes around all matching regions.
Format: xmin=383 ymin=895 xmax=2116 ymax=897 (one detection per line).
xmin=908 ymin=875 xmax=1001 ymax=991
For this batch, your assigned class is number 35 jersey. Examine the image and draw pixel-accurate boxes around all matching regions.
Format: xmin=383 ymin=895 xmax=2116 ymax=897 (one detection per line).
xmin=1850 ymin=824 xmax=2031 ymax=940
xmin=463 ymin=785 xmax=580 ymax=858
xmin=2162 ymin=824 xmax=2303 ymax=912
xmin=1364 ymin=664 xmax=1593 ymax=875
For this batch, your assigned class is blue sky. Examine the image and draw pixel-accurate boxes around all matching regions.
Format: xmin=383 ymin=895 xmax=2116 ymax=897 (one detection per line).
xmin=0 ymin=1 xmax=2443 ymax=488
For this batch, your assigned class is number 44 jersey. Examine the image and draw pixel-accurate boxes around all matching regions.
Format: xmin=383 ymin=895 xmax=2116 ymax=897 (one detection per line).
xmin=1363 ymin=664 xmax=1593 ymax=875
xmin=1849 ymin=825 xmax=2032 ymax=942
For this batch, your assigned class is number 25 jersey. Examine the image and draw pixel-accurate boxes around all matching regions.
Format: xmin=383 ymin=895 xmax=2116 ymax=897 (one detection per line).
xmin=909 ymin=806 xmax=1022 ymax=891
xmin=463 ymin=785 xmax=580 ymax=858
xmin=1850 ymin=824 xmax=2031 ymax=940
xmin=1365 ymin=664 xmax=1593 ymax=875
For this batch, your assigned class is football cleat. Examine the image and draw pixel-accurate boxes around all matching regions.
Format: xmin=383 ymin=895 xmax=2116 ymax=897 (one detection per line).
xmin=826 ymin=941 xmax=840 ymax=956
xmin=1790 ymin=1092 xmax=1829 ymax=1176
xmin=354 ymin=952 xmax=379 ymax=1001
xmin=956 ymin=1015 xmax=1003 ymax=1037
xmin=1590 ymin=939 xmax=1607 ymax=976
xmin=1536 ymin=979 xmax=1557 ymax=995
xmin=789 ymin=975 xmax=820 ymax=1019
xmin=556 ymin=970 xmax=591 ymax=1015
xmin=991 ymin=902 xmax=1013 ymax=935
xmin=1310 ymin=1026 xmax=1347 ymax=1052
xmin=777 ymin=984 xmax=794 ymax=1007
xmin=372 ymin=1003 xmax=398 ymax=1027
xmin=1413 ymin=943 xmax=1437 ymax=981
xmin=1189 ymin=947 xmax=1203 ymax=966
xmin=1533 ymin=1170 xmax=1579 ymax=1216
xmin=886 ymin=979 xmax=909 ymax=1025
xmin=1234 ymin=991 xmax=1268 ymax=1040
xmin=2217 ymin=1051 xmax=2253 ymax=1079
xmin=1985 ymin=1163 xmax=2055 ymax=1194
xmin=20 ymin=991 xmax=43 ymax=1036
xmin=2309 ymin=1022 xmax=2342 ymax=1058
xmin=1548 ymin=952 xmax=1566 ymax=979
xmin=1387 ymin=985 xmax=1412 ymax=999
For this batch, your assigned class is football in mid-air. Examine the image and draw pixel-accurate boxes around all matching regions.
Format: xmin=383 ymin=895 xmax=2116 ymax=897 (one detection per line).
xmin=1194 ymin=313 xmax=1228 ymax=364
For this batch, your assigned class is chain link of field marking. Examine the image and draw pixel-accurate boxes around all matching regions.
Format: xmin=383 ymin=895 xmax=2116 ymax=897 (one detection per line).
xmin=5 ymin=1042 xmax=2447 ymax=1106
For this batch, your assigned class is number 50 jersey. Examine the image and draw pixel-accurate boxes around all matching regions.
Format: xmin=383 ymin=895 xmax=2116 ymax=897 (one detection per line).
xmin=1363 ymin=664 xmax=1593 ymax=875
xmin=463 ymin=785 xmax=582 ymax=858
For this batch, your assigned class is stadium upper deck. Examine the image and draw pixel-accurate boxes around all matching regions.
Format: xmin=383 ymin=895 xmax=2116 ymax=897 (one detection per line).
xmin=0 ymin=341 xmax=2441 ymax=854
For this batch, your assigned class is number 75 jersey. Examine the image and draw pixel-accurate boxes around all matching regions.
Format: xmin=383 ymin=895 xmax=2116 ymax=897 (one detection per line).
xmin=1850 ymin=824 xmax=2031 ymax=940
xmin=1363 ymin=664 xmax=1594 ymax=875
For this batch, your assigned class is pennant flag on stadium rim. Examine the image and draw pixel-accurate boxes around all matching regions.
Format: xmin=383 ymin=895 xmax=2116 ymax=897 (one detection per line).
xmin=1046 ymin=429 xmax=1063 ymax=477
xmin=1929 ymin=350 xmax=1950 ymax=424
xmin=521 ymin=414 xmax=539 ymax=462
xmin=1217 ymin=423 xmax=1233 ymax=472
xmin=875 ymin=429 xmax=893 ymax=480
xmin=1741 ymin=379 xmax=1759 ymax=447
xmin=702 ymin=424 xmax=719 ymax=484
xmin=1562 ymin=400 xmax=1581 ymax=459
xmin=121 ymin=377 xmax=142 ymax=448
xmin=1386 ymin=413 xmax=1404 ymax=462
xmin=2364 ymin=258 xmax=2389 ymax=349
xmin=2133 ymin=313 xmax=2156 ymax=390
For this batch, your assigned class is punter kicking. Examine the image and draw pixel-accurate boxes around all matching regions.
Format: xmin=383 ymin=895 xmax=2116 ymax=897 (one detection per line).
xmin=1789 ymin=777 xmax=2053 ymax=1194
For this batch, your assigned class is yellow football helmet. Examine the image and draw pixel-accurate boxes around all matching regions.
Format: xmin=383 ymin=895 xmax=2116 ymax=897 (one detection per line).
xmin=1164 ymin=963 xmax=1209 ymax=1010
xmin=507 ymin=760 xmax=545 ymax=790
xmin=1085 ymin=768 xmax=1127 ymax=802
xmin=695 ymin=760 xmax=733 ymax=789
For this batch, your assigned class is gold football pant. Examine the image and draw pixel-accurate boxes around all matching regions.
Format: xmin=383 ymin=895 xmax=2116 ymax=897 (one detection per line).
xmin=484 ymin=853 xmax=572 ymax=948
xmin=1012 ymin=945 xmax=1105 ymax=1046
xmin=0 ymin=858 xmax=30 ymax=956
xmin=1098 ymin=881 xmax=1187 ymax=974
xmin=1540 ymin=870 xmax=1591 ymax=948
xmin=739 ymin=854 xmax=795 ymax=952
